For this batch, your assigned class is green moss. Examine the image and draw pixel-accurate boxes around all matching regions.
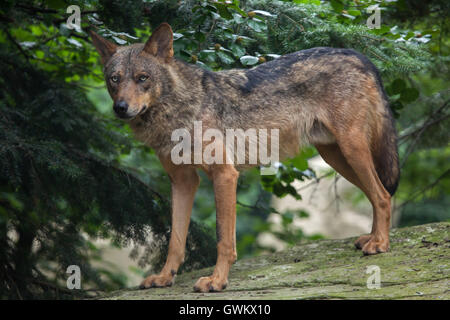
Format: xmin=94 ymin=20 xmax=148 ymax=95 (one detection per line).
xmin=101 ymin=222 xmax=449 ymax=300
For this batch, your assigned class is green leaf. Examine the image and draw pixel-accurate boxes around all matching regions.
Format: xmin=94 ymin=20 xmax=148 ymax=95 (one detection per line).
xmin=400 ymin=88 xmax=419 ymax=103
xmin=195 ymin=60 xmax=213 ymax=71
xmin=240 ymin=55 xmax=259 ymax=66
xmin=390 ymin=101 xmax=404 ymax=118
xmin=214 ymin=3 xmax=233 ymax=20
xmin=230 ymin=43 xmax=246 ymax=58
xmin=30 ymin=25 xmax=43 ymax=36
xmin=289 ymin=154 xmax=308 ymax=171
xmin=67 ymin=38 xmax=82 ymax=48
xmin=286 ymin=185 xmax=302 ymax=200
xmin=372 ymin=25 xmax=390 ymax=35
xmin=195 ymin=60 xmax=212 ymax=71
xmin=194 ymin=32 xmax=205 ymax=43
xmin=266 ymin=54 xmax=281 ymax=59
xmin=173 ymin=33 xmax=184 ymax=41
xmin=341 ymin=13 xmax=356 ymax=20
xmin=247 ymin=19 xmax=266 ymax=33
xmin=272 ymin=182 xmax=287 ymax=198
xmin=233 ymin=13 xmax=245 ymax=24
xmin=252 ymin=10 xmax=276 ymax=17
xmin=330 ymin=0 xmax=344 ymax=13
xmin=391 ymin=79 xmax=406 ymax=94
xmin=404 ymin=31 xmax=415 ymax=40
xmin=389 ymin=93 xmax=401 ymax=101
xmin=282 ymin=212 xmax=293 ymax=225
xmin=294 ymin=0 xmax=320 ymax=5
xmin=216 ymin=51 xmax=235 ymax=65
xmin=199 ymin=50 xmax=216 ymax=63
xmin=348 ymin=10 xmax=361 ymax=16
xmin=298 ymin=210 xmax=309 ymax=218
xmin=46 ymin=0 xmax=66 ymax=10
xmin=112 ymin=36 xmax=127 ymax=45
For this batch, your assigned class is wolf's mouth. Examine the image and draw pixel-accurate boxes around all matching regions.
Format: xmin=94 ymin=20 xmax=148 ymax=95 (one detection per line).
xmin=136 ymin=105 xmax=148 ymax=117
xmin=119 ymin=105 xmax=149 ymax=120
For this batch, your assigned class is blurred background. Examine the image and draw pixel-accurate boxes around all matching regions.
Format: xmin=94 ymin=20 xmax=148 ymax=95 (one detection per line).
xmin=0 ymin=0 xmax=448 ymax=299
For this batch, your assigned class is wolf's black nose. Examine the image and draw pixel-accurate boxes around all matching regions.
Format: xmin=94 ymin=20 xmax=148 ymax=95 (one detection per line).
xmin=113 ymin=100 xmax=128 ymax=116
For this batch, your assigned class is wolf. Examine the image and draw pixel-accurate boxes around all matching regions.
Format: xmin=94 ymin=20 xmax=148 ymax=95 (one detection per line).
xmin=90 ymin=22 xmax=399 ymax=293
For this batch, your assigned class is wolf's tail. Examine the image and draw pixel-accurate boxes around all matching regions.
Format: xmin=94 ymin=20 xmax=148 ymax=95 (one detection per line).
xmin=373 ymin=107 xmax=400 ymax=196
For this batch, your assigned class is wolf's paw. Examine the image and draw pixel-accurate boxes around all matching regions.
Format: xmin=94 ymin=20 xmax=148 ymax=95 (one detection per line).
xmin=139 ymin=273 xmax=174 ymax=289
xmin=355 ymin=234 xmax=372 ymax=249
xmin=193 ymin=276 xmax=228 ymax=293
xmin=362 ymin=238 xmax=390 ymax=255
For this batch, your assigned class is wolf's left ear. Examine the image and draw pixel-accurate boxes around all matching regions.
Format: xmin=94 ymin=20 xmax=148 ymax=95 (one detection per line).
xmin=143 ymin=23 xmax=174 ymax=63
xmin=89 ymin=30 xmax=118 ymax=65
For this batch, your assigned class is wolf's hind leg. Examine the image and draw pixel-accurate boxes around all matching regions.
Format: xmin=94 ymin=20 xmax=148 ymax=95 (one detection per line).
xmin=332 ymin=131 xmax=392 ymax=255
xmin=140 ymin=160 xmax=199 ymax=289
xmin=315 ymin=143 xmax=372 ymax=249
xmin=315 ymin=143 xmax=365 ymax=191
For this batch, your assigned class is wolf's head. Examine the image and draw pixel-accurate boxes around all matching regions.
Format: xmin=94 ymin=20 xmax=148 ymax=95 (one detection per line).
xmin=89 ymin=23 xmax=174 ymax=119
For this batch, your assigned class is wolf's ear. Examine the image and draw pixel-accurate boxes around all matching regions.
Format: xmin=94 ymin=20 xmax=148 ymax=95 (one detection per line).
xmin=89 ymin=30 xmax=118 ymax=64
xmin=143 ymin=23 xmax=174 ymax=62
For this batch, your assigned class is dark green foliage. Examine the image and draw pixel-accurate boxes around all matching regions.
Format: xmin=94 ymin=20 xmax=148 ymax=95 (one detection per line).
xmin=99 ymin=0 xmax=143 ymax=35
xmin=0 ymin=45 xmax=216 ymax=298
xmin=0 ymin=48 xmax=158 ymax=297
xmin=399 ymin=195 xmax=450 ymax=227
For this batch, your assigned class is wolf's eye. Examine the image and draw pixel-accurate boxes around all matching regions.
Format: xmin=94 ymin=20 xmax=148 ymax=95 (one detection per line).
xmin=138 ymin=75 xmax=148 ymax=83
xmin=110 ymin=75 xmax=119 ymax=83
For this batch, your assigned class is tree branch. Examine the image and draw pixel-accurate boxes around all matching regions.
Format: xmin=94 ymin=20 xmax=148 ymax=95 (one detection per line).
xmin=396 ymin=169 xmax=450 ymax=211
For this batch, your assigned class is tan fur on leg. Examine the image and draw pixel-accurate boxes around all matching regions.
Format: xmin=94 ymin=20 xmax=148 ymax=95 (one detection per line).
xmin=140 ymin=157 xmax=199 ymax=289
xmin=194 ymin=164 xmax=238 ymax=292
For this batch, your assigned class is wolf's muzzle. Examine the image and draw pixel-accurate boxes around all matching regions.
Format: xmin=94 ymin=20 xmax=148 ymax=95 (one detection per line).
xmin=113 ymin=100 xmax=129 ymax=118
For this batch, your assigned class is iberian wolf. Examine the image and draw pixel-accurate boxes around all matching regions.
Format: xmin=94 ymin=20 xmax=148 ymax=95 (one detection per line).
xmin=90 ymin=23 xmax=399 ymax=293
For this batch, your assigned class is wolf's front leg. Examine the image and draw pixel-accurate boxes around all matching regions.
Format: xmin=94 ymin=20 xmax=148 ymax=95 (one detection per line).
xmin=194 ymin=165 xmax=238 ymax=293
xmin=140 ymin=161 xmax=199 ymax=289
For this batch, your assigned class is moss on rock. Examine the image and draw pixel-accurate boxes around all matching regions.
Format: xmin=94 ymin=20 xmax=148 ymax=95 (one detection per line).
xmin=102 ymin=222 xmax=449 ymax=300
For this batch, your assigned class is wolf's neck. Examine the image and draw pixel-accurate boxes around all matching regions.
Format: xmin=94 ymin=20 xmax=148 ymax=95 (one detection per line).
xmin=167 ymin=58 xmax=248 ymax=104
